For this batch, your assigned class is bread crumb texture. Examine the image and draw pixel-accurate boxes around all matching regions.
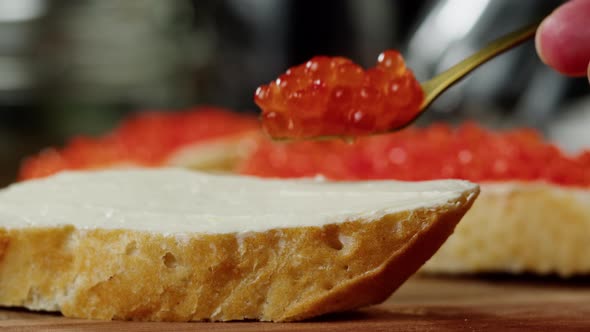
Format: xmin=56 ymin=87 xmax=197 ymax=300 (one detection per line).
xmin=0 ymin=189 xmax=476 ymax=321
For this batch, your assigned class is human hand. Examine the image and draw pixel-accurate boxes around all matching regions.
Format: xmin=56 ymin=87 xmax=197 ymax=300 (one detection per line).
xmin=535 ymin=0 xmax=590 ymax=83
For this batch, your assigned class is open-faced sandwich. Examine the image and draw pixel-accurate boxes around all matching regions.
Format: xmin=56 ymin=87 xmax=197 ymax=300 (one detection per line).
xmin=0 ymin=168 xmax=477 ymax=321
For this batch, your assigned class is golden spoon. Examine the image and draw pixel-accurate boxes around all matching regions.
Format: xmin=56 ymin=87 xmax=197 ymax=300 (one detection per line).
xmin=419 ymin=22 xmax=540 ymax=112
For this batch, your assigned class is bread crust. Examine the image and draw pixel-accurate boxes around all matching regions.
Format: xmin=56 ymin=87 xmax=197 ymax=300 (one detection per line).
xmin=422 ymin=182 xmax=590 ymax=277
xmin=0 ymin=189 xmax=477 ymax=322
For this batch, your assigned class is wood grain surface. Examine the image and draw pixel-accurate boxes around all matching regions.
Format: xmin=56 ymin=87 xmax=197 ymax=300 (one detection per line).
xmin=1 ymin=275 xmax=589 ymax=331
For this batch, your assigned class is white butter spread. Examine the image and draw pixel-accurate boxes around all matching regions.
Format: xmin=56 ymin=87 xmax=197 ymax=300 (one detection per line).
xmin=0 ymin=168 xmax=477 ymax=234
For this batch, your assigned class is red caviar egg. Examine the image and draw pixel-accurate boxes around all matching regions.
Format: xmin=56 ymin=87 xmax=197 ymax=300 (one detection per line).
xmin=255 ymin=50 xmax=424 ymax=139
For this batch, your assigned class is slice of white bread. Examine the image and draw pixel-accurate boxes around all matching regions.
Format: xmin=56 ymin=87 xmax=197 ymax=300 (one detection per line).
xmin=0 ymin=169 xmax=478 ymax=322
xmin=422 ymin=182 xmax=590 ymax=277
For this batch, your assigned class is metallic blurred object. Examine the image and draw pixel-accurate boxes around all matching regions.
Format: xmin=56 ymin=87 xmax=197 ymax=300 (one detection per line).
xmin=406 ymin=0 xmax=493 ymax=81
xmin=0 ymin=0 xmax=45 ymax=22
xmin=32 ymin=0 xmax=207 ymax=138
xmin=40 ymin=0 xmax=197 ymax=107
xmin=0 ymin=0 xmax=49 ymax=186
xmin=404 ymin=0 xmax=570 ymax=131
xmin=0 ymin=0 xmax=46 ymax=103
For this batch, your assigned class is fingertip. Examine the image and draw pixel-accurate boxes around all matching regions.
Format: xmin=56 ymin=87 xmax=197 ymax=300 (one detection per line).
xmin=535 ymin=0 xmax=590 ymax=77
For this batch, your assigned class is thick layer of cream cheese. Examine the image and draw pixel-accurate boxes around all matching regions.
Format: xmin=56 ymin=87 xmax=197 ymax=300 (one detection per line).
xmin=0 ymin=169 xmax=477 ymax=234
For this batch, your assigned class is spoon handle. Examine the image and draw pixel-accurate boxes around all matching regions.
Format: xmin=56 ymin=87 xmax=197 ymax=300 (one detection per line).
xmin=420 ymin=22 xmax=540 ymax=110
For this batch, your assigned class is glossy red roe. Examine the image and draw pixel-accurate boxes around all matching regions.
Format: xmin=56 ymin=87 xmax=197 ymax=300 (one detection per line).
xmin=238 ymin=122 xmax=590 ymax=188
xmin=255 ymin=50 xmax=424 ymax=139
xmin=19 ymin=107 xmax=260 ymax=180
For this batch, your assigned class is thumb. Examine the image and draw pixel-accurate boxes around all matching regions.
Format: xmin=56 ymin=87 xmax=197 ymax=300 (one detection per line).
xmin=535 ymin=0 xmax=590 ymax=81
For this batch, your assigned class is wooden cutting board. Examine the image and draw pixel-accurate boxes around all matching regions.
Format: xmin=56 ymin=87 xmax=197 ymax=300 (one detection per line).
xmin=1 ymin=275 xmax=589 ymax=331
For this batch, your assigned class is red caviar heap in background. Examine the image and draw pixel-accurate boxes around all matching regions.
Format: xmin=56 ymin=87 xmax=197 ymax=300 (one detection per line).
xmin=255 ymin=50 xmax=424 ymax=139
xmin=19 ymin=107 xmax=259 ymax=180
xmin=19 ymin=108 xmax=590 ymax=188
xmin=239 ymin=122 xmax=590 ymax=188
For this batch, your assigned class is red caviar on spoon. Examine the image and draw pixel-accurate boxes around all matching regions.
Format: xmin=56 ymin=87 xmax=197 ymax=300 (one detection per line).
xmin=255 ymin=50 xmax=424 ymax=139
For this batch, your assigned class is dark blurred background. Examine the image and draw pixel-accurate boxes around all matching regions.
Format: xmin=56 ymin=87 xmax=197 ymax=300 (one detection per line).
xmin=0 ymin=0 xmax=588 ymax=185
